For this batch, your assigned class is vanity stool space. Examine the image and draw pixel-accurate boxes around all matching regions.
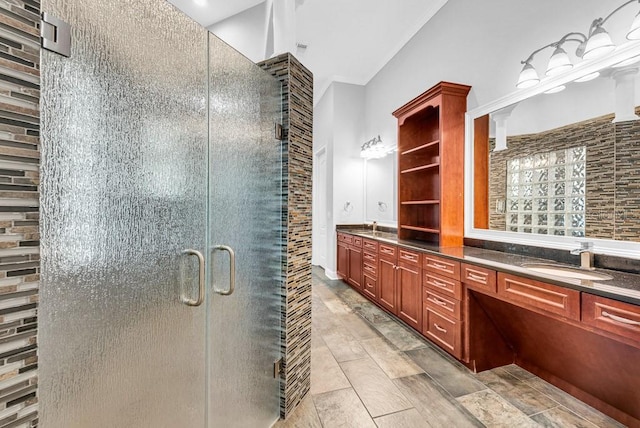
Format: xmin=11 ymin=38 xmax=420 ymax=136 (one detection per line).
xmin=335 ymin=231 xmax=640 ymax=427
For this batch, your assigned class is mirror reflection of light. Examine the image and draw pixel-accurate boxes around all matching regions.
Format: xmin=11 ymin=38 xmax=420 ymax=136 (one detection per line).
xmin=612 ymin=54 xmax=640 ymax=67
xmin=544 ymin=85 xmax=566 ymax=94
xmin=193 ymin=0 xmax=207 ymax=6
xmin=574 ymin=72 xmax=600 ymax=82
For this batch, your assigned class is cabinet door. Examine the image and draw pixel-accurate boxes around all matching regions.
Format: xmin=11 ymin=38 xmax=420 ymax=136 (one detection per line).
xmin=348 ymin=246 xmax=363 ymax=289
xmin=397 ymin=263 xmax=422 ymax=331
xmin=378 ymin=258 xmax=397 ymax=314
xmin=337 ymin=242 xmax=349 ymax=280
xmin=363 ymin=274 xmax=377 ymax=300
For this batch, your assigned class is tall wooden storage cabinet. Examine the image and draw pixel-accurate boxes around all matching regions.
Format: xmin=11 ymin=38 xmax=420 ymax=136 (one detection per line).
xmin=392 ymin=82 xmax=471 ymax=246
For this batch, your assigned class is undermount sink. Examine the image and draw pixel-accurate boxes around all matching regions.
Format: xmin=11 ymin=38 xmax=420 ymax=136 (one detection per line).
xmin=521 ymin=263 xmax=613 ymax=281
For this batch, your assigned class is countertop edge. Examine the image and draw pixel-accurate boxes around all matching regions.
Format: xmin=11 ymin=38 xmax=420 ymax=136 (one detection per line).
xmin=337 ymin=229 xmax=640 ymax=306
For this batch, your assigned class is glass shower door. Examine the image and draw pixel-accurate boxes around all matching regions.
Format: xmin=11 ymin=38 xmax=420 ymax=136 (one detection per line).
xmin=40 ymin=0 xmax=209 ymax=426
xmin=207 ymin=33 xmax=283 ymax=427
xmin=40 ymin=1 xmax=284 ymax=427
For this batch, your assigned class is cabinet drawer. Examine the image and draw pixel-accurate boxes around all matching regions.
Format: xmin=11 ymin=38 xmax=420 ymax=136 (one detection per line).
xmin=363 ymin=262 xmax=377 ymax=278
xmin=423 ymin=307 xmax=462 ymax=358
xmin=338 ymin=233 xmax=353 ymax=245
xmin=423 ymin=272 xmax=462 ymax=300
xmin=398 ymin=249 xmax=420 ymax=266
xmin=352 ymin=236 xmax=363 ymax=247
xmin=461 ymin=263 xmax=496 ymax=293
xmin=582 ymin=293 xmax=640 ymax=344
xmin=424 ymin=288 xmax=461 ymax=320
xmin=363 ymin=274 xmax=377 ymax=300
xmin=498 ymin=273 xmax=580 ymax=320
xmin=423 ymin=254 xmax=460 ymax=280
xmin=363 ymin=238 xmax=378 ymax=253
xmin=363 ymin=251 xmax=378 ymax=265
xmin=379 ymin=244 xmax=397 ymax=260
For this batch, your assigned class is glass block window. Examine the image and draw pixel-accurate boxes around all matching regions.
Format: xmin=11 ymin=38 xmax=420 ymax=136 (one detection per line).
xmin=506 ymin=147 xmax=585 ymax=237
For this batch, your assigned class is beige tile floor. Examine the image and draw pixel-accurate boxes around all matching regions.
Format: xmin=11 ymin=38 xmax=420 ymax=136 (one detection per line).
xmin=275 ymin=267 xmax=627 ymax=428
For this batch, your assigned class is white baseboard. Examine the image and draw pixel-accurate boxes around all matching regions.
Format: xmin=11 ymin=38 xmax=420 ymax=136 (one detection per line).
xmin=324 ymin=269 xmax=339 ymax=280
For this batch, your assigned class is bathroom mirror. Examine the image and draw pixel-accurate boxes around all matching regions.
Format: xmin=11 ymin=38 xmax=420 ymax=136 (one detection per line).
xmin=465 ymin=41 xmax=640 ymax=258
xmin=364 ymin=153 xmax=397 ymax=225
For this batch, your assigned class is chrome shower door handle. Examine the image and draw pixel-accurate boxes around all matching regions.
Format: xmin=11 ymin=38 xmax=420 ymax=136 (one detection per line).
xmin=213 ymin=245 xmax=236 ymax=296
xmin=181 ymin=249 xmax=205 ymax=306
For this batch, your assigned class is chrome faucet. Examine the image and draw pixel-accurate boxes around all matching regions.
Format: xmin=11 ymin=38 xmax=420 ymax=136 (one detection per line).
xmin=372 ymin=221 xmax=378 ymax=233
xmin=570 ymin=242 xmax=595 ymax=270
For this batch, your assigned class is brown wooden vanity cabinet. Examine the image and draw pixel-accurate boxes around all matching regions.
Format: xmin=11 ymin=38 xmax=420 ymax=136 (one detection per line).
xmin=497 ymin=272 xmax=580 ymax=320
xmin=362 ymin=238 xmax=379 ymax=300
xmin=336 ymin=234 xmax=348 ymax=280
xmin=422 ymin=254 xmax=463 ymax=358
xmin=582 ymin=293 xmax=640 ymax=345
xmin=336 ymin=232 xmax=362 ymax=290
xmin=377 ymin=243 xmax=398 ymax=314
xmin=396 ymin=249 xmax=422 ymax=331
xmin=336 ymin=233 xmax=640 ymax=426
xmin=461 ymin=263 xmax=496 ymax=294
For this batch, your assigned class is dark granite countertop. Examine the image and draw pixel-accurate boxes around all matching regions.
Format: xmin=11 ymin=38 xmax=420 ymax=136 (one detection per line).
xmin=338 ymin=227 xmax=640 ymax=306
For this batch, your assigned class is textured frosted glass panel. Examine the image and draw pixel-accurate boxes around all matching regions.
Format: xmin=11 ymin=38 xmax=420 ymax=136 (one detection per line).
xmin=40 ymin=1 xmax=208 ymax=427
xmin=207 ymin=33 xmax=282 ymax=427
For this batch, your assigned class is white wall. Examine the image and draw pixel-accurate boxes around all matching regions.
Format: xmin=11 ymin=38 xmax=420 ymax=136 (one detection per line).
xmin=208 ymin=2 xmax=268 ymax=63
xmin=363 ymin=0 xmax=630 ymax=144
xmin=313 ymin=82 xmax=365 ymax=276
xmin=313 ymin=84 xmax=333 ymax=269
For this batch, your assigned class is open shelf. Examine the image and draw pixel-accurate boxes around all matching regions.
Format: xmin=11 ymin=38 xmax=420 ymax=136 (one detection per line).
xmin=393 ymin=81 xmax=471 ymax=245
xmin=400 ymin=162 xmax=439 ymax=174
xmin=401 ymin=200 xmax=440 ymax=205
xmin=400 ymin=225 xmax=440 ymax=234
xmin=401 ymin=140 xmax=440 ymax=156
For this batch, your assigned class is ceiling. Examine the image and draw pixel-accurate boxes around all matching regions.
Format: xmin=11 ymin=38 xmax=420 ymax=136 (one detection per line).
xmin=167 ymin=0 xmax=449 ymax=101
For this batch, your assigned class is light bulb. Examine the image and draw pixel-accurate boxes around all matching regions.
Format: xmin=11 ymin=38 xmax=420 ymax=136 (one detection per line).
xmin=546 ymin=46 xmax=573 ymax=76
xmin=517 ymin=63 xmax=540 ymax=89
xmin=583 ymin=27 xmax=615 ymax=60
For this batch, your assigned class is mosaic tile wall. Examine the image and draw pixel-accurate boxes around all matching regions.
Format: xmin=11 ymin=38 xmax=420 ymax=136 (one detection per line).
xmin=614 ymin=117 xmax=640 ymax=241
xmin=490 ymin=110 xmax=640 ymax=241
xmin=0 ymin=0 xmax=40 ymax=426
xmin=259 ymin=53 xmax=313 ymax=419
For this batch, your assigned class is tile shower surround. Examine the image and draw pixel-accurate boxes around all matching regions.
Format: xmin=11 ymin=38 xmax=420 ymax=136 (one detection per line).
xmin=0 ymin=0 xmax=40 ymax=427
xmin=490 ymin=110 xmax=640 ymax=241
xmin=259 ymin=54 xmax=313 ymax=419
xmin=0 ymin=5 xmax=313 ymax=427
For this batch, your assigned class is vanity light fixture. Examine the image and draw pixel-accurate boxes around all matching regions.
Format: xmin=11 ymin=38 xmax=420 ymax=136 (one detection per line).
xmin=516 ymin=0 xmax=640 ymax=88
xmin=360 ymin=135 xmax=390 ymax=159
xmin=516 ymin=32 xmax=588 ymax=88
xmin=629 ymin=11 xmax=640 ymax=39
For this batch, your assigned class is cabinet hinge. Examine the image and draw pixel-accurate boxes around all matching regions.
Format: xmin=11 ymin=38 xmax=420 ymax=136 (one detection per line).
xmin=275 ymin=123 xmax=284 ymax=140
xmin=273 ymin=358 xmax=283 ymax=378
xmin=41 ymin=13 xmax=71 ymax=57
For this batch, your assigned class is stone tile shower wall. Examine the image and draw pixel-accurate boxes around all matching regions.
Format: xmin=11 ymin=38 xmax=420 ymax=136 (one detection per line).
xmin=259 ymin=53 xmax=313 ymax=419
xmin=489 ymin=112 xmax=634 ymax=240
xmin=0 ymin=0 xmax=40 ymax=426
